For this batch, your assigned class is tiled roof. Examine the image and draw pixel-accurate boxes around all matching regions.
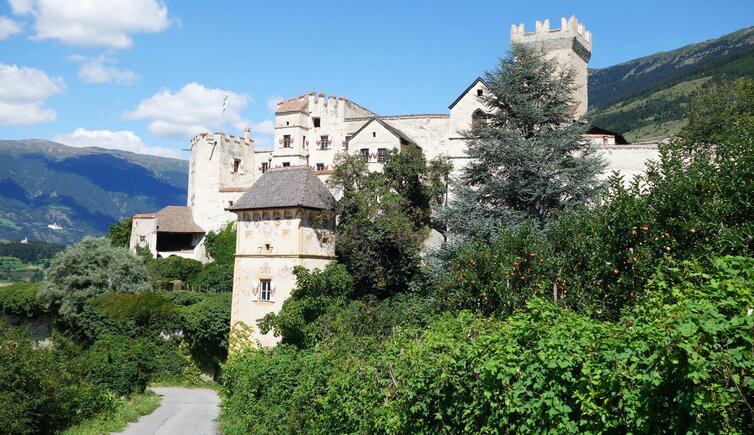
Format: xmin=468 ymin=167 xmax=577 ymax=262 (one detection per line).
xmin=133 ymin=213 xmax=156 ymax=219
xmin=230 ymin=166 xmax=336 ymax=211
xmin=275 ymin=97 xmax=308 ymax=114
xmin=154 ymin=206 xmax=204 ymax=233
xmin=219 ymin=187 xmax=250 ymax=192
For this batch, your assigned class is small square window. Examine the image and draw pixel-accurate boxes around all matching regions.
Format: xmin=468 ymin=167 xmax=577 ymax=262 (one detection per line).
xmin=139 ymin=235 xmax=146 ymax=243
xmin=360 ymin=148 xmax=369 ymax=160
xmin=477 ymin=89 xmax=483 ymax=96
xmin=282 ymin=162 xmax=290 ymax=167
xmin=228 ymin=201 xmax=234 ymax=207
xmin=316 ymin=163 xmax=325 ymax=171
xmin=313 ymin=117 xmax=321 ymax=128
xmin=260 ymin=279 xmax=273 ymax=302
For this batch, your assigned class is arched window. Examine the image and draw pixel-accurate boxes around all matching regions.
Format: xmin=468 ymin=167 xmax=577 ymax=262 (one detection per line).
xmin=472 ymin=109 xmax=487 ymax=127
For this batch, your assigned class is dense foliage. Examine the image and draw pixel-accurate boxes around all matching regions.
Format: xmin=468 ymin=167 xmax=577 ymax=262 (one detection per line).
xmin=328 ymin=147 xmax=449 ymax=297
xmin=105 ymin=217 xmax=133 ymax=248
xmin=221 ymin=71 xmax=754 ymax=432
xmin=204 ymin=222 xmax=237 ymax=265
xmin=0 ymin=281 xmax=45 ymax=318
xmin=37 ymin=237 xmax=151 ymax=325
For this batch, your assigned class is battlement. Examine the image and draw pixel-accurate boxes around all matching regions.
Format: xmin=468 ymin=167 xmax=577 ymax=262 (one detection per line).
xmin=190 ymin=130 xmax=254 ymax=147
xmin=510 ymin=15 xmax=592 ymax=48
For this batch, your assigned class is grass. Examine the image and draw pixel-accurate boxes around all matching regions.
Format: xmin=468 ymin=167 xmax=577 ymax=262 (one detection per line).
xmin=60 ymin=391 xmax=161 ymax=435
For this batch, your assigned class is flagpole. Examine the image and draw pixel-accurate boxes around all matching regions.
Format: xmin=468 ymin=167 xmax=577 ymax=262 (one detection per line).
xmin=221 ymin=92 xmax=229 ymax=133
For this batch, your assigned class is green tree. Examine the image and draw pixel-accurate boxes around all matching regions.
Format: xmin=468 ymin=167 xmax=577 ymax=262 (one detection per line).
xmin=37 ymin=237 xmax=151 ymax=325
xmin=328 ymin=149 xmax=448 ymax=297
xmin=448 ymin=43 xmax=605 ymax=235
xmin=682 ymin=76 xmax=754 ymax=146
xmin=105 ymin=217 xmax=133 ymax=248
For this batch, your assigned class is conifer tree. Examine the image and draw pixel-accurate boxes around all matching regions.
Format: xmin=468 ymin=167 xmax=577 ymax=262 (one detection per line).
xmin=447 ymin=43 xmax=605 ymax=236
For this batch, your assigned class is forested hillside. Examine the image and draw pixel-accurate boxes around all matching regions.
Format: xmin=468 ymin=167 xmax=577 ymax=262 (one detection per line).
xmin=589 ymin=25 xmax=754 ymax=141
xmin=0 ymin=140 xmax=187 ymax=245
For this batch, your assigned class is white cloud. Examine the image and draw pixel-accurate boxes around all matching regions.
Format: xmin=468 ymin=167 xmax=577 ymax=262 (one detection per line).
xmin=0 ymin=63 xmax=63 ymax=126
xmin=124 ymin=82 xmax=252 ymax=140
xmin=53 ymin=128 xmax=183 ymax=159
xmin=10 ymin=0 xmax=170 ymax=49
xmin=0 ymin=16 xmax=22 ymax=39
xmin=266 ymin=97 xmax=283 ymax=112
xmin=250 ymin=119 xmax=274 ymax=135
xmin=71 ymin=54 xmax=138 ymax=85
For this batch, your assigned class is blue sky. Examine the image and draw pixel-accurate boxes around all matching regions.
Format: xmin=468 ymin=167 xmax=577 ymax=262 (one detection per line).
xmin=0 ymin=0 xmax=752 ymax=159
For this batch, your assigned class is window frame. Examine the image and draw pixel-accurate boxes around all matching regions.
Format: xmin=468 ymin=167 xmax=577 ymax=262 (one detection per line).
xmin=282 ymin=134 xmax=292 ymax=148
xmin=377 ymin=148 xmax=388 ymax=163
xmin=260 ymin=279 xmax=273 ymax=302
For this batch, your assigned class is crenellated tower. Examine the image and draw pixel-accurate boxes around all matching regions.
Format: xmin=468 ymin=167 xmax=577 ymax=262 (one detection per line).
xmin=510 ymin=16 xmax=592 ymax=119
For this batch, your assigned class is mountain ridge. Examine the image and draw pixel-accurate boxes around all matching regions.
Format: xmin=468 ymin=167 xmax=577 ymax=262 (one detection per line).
xmin=0 ymin=139 xmax=188 ymax=245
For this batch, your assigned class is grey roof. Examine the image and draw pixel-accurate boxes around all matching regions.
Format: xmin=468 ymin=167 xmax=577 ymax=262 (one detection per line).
xmin=229 ymin=166 xmax=336 ymax=211
xmin=155 ymin=206 xmax=204 ymax=233
xmin=348 ymin=117 xmax=415 ymax=145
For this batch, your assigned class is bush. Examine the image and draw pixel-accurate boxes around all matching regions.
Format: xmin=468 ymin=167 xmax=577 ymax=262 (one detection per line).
xmin=78 ymin=292 xmax=181 ymax=342
xmin=188 ymin=262 xmax=234 ymax=292
xmin=0 ymin=281 xmax=45 ymax=318
xmin=38 ymin=237 xmax=151 ymax=325
xmin=204 ymin=222 xmax=236 ymax=264
xmin=106 ymin=218 xmax=133 ymax=248
xmin=0 ymin=323 xmax=115 ymax=433
xmin=147 ymin=255 xmax=203 ymax=287
xmin=88 ymin=335 xmax=158 ymax=396
xmin=181 ymin=292 xmax=232 ymax=374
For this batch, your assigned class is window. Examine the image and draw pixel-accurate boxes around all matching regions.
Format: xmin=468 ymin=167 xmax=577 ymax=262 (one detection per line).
xmin=360 ymin=148 xmax=369 ymax=160
xmin=320 ymin=135 xmax=329 ymax=150
xmin=377 ymin=148 xmax=388 ymax=163
xmin=472 ymin=109 xmax=487 ymax=127
xmin=261 ymin=162 xmax=269 ymax=173
xmin=477 ymin=89 xmax=484 ymax=96
xmin=283 ymin=135 xmax=292 ymax=148
xmin=313 ymin=117 xmax=321 ymax=128
xmin=372 ymin=131 xmax=376 ymax=138
xmin=260 ymin=279 xmax=273 ymax=302
xmin=233 ymin=159 xmax=241 ymax=173
xmin=139 ymin=235 xmax=146 ymax=243
xmin=228 ymin=201 xmax=234 ymax=207
xmin=282 ymin=162 xmax=291 ymax=167
xmin=316 ymin=163 xmax=325 ymax=171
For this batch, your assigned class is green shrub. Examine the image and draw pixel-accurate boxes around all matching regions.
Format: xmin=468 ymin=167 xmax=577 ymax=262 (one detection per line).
xmin=78 ymin=292 xmax=181 ymax=341
xmin=0 ymin=323 xmax=115 ymax=434
xmin=38 ymin=237 xmax=151 ymax=325
xmin=147 ymin=255 xmax=203 ymax=286
xmin=204 ymin=222 xmax=236 ymax=264
xmin=88 ymin=335 xmax=158 ymax=396
xmin=181 ymin=292 xmax=232 ymax=373
xmin=0 ymin=281 xmax=45 ymax=317
xmin=188 ymin=262 xmax=233 ymax=292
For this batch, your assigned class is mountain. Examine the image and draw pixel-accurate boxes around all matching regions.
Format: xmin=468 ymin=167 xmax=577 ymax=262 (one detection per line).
xmin=589 ymin=25 xmax=754 ymax=141
xmin=0 ymin=140 xmax=187 ymax=245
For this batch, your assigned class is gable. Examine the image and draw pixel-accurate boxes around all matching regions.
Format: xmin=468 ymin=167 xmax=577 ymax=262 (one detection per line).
xmin=448 ymin=77 xmax=489 ymax=110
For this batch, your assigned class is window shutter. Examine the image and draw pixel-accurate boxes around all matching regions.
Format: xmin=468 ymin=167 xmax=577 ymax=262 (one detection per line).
xmin=251 ymin=280 xmax=260 ymax=301
xmin=271 ymin=283 xmax=277 ymax=302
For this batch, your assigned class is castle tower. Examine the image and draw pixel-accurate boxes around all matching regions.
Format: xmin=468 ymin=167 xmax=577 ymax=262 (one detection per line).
xmin=228 ymin=166 xmax=337 ymax=347
xmin=510 ymin=16 xmax=592 ymax=119
xmin=187 ymin=130 xmax=257 ymax=232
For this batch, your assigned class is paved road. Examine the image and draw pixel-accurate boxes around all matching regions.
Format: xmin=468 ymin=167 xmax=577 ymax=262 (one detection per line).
xmin=116 ymin=387 xmax=220 ymax=435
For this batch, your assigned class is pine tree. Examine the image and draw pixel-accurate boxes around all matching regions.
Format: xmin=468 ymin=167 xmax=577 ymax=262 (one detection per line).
xmin=448 ymin=43 xmax=605 ymax=236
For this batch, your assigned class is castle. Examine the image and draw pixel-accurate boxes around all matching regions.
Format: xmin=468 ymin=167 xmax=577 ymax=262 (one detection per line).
xmin=128 ymin=16 xmax=659 ymax=345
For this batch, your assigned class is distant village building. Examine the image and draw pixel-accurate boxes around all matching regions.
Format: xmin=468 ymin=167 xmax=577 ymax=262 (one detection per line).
xmin=127 ymin=16 xmax=659 ymax=345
